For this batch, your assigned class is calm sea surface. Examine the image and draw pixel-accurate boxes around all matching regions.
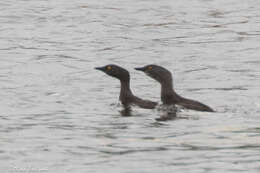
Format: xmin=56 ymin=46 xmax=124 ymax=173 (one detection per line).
xmin=0 ymin=0 xmax=260 ymax=172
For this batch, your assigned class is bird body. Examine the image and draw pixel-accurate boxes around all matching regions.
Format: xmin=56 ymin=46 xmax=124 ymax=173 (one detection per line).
xmin=135 ymin=65 xmax=214 ymax=112
xmin=95 ymin=64 xmax=157 ymax=110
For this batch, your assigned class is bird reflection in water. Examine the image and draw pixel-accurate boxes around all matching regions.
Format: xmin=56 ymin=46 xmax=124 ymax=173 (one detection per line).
xmin=156 ymin=110 xmax=177 ymax=121
xmin=120 ymin=106 xmax=132 ymax=117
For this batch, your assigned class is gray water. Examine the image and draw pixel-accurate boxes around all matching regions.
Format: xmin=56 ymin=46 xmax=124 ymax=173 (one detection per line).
xmin=1 ymin=0 xmax=260 ymax=172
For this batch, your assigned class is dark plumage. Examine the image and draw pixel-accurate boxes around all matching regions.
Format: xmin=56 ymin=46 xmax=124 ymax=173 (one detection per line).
xmin=135 ymin=65 xmax=214 ymax=112
xmin=95 ymin=64 xmax=157 ymax=110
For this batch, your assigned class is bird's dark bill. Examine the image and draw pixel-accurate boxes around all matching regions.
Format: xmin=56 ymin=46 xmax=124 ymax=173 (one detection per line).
xmin=95 ymin=66 xmax=106 ymax=72
xmin=134 ymin=67 xmax=146 ymax=71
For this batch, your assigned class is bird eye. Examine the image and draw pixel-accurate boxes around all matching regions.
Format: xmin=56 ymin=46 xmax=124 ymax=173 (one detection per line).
xmin=148 ymin=66 xmax=152 ymax=70
xmin=107 ymin=66 xmax=112 ymax=70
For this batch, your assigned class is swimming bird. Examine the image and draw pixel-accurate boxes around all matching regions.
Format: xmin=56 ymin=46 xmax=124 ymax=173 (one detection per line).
xmin=95 ymin=64 xmax=157 ymax=110
xmin=135 ymin=65 xmax=214 ymax=112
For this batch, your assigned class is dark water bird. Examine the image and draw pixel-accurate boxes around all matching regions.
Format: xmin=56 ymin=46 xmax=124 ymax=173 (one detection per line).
xmin=135 ymin=65 xmax=214 ymax=112
xmin=95 ymin=64 xmax=157 ymax=112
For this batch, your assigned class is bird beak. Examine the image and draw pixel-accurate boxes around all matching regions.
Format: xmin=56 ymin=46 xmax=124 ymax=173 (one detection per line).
xmin=134 ymin=67 xmax=146 ymax=72
xmin=95 ymin=66 xmax=106 ymax=72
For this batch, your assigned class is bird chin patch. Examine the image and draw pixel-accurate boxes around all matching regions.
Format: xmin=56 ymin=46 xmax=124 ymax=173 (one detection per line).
xmin=146 ymin=72 xmax=155 ymax=79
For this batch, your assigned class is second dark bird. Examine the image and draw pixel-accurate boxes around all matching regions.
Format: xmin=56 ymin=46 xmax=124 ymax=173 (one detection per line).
xmin=135 ymin=64 xmax=214 ymax=112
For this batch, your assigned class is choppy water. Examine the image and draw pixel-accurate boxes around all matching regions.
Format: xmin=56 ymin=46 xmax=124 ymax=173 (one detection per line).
xmin=1 ymin=0 xmax=260 ymax=172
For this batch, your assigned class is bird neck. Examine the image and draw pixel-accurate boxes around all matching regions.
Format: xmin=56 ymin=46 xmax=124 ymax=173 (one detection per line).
xmin=120 ymin=79 xmax=133 ymax=103
xmin=160 ymin=80 xmax=181 ymax=104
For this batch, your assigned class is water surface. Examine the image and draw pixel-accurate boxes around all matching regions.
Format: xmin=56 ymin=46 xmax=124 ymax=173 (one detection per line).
xmin=0 ymin=0 xmax=260 ymax=172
